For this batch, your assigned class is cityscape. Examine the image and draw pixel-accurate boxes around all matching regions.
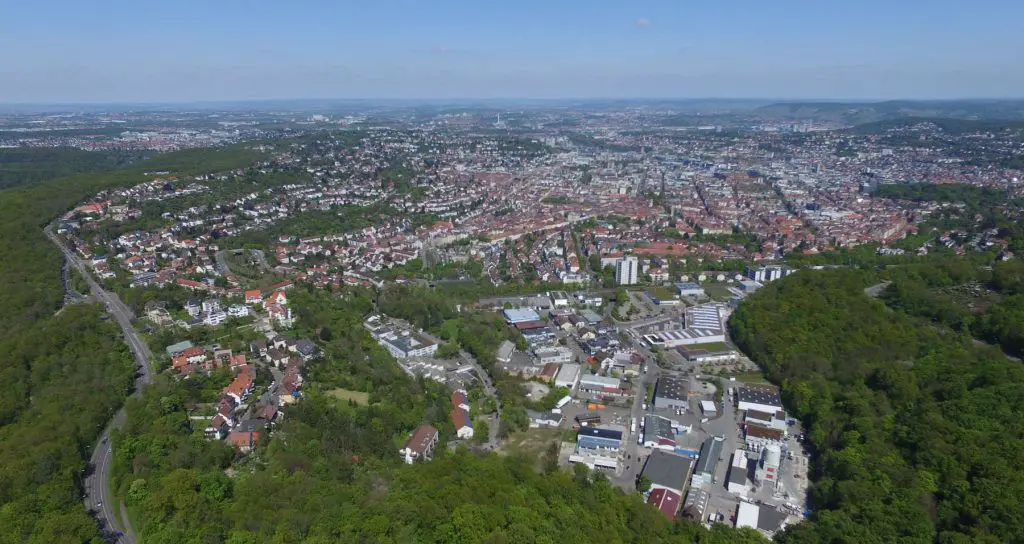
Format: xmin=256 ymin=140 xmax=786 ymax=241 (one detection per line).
xmin=2 ymin=2 xmax=1024 ymax=544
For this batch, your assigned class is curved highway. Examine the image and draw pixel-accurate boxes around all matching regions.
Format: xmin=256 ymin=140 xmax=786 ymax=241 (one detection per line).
xmin=46 ymin=225 xmax=153 ymax=544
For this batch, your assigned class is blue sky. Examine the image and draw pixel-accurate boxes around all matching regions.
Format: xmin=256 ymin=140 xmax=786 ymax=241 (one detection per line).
xmin=1 ymin=0 xmax=1021 ymax=102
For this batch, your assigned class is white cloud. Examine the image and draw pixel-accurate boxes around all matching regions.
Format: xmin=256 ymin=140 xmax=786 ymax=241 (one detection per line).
xmin=635 ymin=18 xmax=651 ymax=27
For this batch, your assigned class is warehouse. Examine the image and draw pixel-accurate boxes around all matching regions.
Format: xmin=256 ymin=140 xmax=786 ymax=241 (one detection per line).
xmin=699 ymin=400 xmax=717 ymax=416
xmin=727 ymin=451 xmax=750 ymax=496
xmin=642 ymin=415 xmax=677 ymax=449
xmin=735 ymin=502 xmax=790 ymax=537
xmin=503 ymin=308 xmax=541 ymax=324
xmin=676 ymin=282 xmax=706 ymax=297
xmin=737 ymin=386 xmax=783 ymax=414
xmin=641 ymin=450 xmax=693 ymax=496
xmin=653 ymin=375 xmax=689 ymax=411
xmin=579 ymin=374 xmax=625 ymax=396
xmin=571 ymin=426 xmax=623 ymax=469
xmin=549 ymin=291 xmax=571 ymax=307
xmin=555 ymin=363 xmax=581 ymax=390
xmin=691 ymin=436 xmax=725 ymax=489
xmin=643 ymin=305 xmax=726 ymax=347
xmin=745 ymin=424 xmax=785 ymax=452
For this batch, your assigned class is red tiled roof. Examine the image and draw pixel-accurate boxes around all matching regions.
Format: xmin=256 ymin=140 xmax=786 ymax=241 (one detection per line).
xmin=181 ymin=346 xmax=206 ymax=358
xmin=403 ymin=424 xmax=438 ymax=454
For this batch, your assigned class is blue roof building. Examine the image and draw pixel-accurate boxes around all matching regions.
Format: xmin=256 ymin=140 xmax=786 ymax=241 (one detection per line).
xmin=504 ymin=308 xmax=541 ymax=323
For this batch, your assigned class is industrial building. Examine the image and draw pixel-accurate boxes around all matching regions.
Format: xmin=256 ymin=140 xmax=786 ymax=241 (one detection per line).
xmin=737 ymin=386 xmax=784 ymax=413
xmin=727 ymin=451 xmax=750 ymax=495
xmin=690 ymin=436 xmax=725 ymax=489
xmin=735 ymin=502 xmax=790 ymax=537
xmin=571 ymin=426 xmax=623 ymax=469
xmin=643 ymin=304 xmax=726 ymax=347
xmin=755 ymin=444 xmax=782 ymax=486
xmin=745 ymin=409 xmax=787 ymax=432
xmin=642 ymin=414 xmax=677 ymax=449
xmin=676 ymin=282 xmax=706 ymax=297
xmin=503 ymin=308 xmax=541 ymax=324
xmin=653 ymin=375 xmax=689 ymax=411
xmin=578 ymin=374 xmax=625 ymax=396
xmin=641 ymin=450 xmax=693 ymax=496
xmin=549 ymin=291 xmax=571 ymax=307
xmin=699 ymin=400 xmax=717 ymax=416
xmin=555 ymin=363 xmax=582 ymax=390
xmin=496 ymin=340 xmax=515 ymax=364
xmin=746 ymin=424 xmax=785 ymax=451
xmin=682 ymin=488 xmax=710 ymax=522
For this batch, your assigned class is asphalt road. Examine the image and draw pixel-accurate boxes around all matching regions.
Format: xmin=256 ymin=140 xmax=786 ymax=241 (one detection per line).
xmin=46 ymin=225 xmax=154 ymax=544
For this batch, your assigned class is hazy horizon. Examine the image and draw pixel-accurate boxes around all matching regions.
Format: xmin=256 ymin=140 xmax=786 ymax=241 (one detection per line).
xmin=3 ymin=0 xmax=1022 ymax=103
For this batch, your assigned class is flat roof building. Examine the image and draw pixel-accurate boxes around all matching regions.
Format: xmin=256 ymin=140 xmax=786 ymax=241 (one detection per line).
xmin=555 ymin=363 xmax=581 ymax=390
xmin=700 ymin=400 xmax=717 ymax=415
xmin=653 ymin=375 xmax=689 ymax=411
xmin=737 ymin=386 xmax=783 ymax=413
xmin=676 ymin=282 xmax=706 ymax=297
xmin=496 ymin=340 xmax=515 ymax=364
xmin=579 ymin=374 xmax=623 ymax=395
xmin=503 ymin=308 xmax=541 ymax=323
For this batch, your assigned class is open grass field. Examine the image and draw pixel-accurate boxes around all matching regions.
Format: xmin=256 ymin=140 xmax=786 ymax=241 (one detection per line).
xmin=702 ymin=283 xmax=735 ymax=301
xmin=730 ymin=372 xmax=772 ymax=385
xmin=501 ymin=427 xmax=564 ymax=461
xmin=326 ymin=388 xmax=371 ymax=405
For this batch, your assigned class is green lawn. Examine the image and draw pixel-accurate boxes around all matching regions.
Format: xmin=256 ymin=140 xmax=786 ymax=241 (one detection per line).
xmin=729 ymin=372 xmax=772 ymax=384
xmin=326 ymin=388 xmax=371 ymax=405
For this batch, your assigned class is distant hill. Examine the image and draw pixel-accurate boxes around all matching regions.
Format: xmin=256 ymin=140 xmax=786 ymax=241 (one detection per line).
xmin=848 ymin=117 xmax=1024 ymax=135
xmin=754 ymin=99 xmax=1024 ymax=125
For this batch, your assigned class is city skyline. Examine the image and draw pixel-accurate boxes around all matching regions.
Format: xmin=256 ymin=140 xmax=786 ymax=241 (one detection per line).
xmin=2 ymin=0 xmax=1023 ymax=102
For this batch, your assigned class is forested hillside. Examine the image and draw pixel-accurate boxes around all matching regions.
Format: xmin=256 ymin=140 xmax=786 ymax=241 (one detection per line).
xmin=0 ymin=146 xmax=267 ymax=542
xmin=0 ymin=147 xmax=147 ymax=190
xmin=730 ymin=269 xmax=1024 ymax=543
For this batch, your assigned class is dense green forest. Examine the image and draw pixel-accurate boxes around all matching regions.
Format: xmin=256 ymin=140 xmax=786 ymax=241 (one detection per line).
xmin=881 ymin=256 xmax=1024 ymax=357
xmin=0 ymin=146 xmax=271 ymax=541
xmin=0 ymin=147 xmax=147 ymax=190
xmin=730 ymin=269 xmax=1024 ymax=543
